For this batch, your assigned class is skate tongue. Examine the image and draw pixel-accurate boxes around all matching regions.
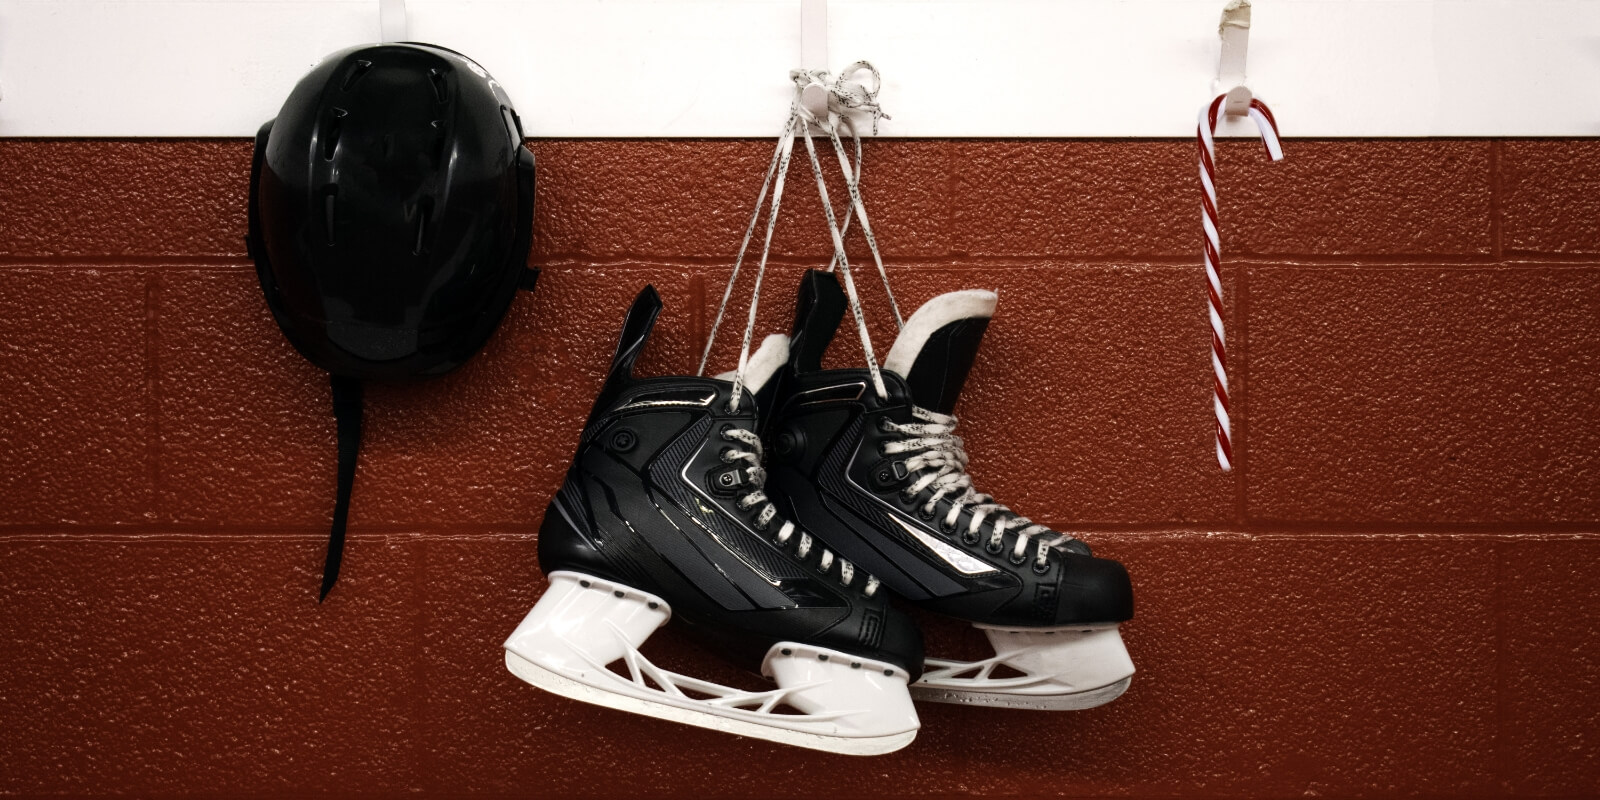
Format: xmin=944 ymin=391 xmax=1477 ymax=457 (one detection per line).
xmin=715 ymin=334 xmax=791 ymax=396
xmin=881 ymin=290 xmax=996 ymax=415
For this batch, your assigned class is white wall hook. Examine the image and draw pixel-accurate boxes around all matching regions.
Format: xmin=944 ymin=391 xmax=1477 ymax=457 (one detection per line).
xmin=799 ymin=0 xmax=830 ymax=120
xmin=1215 ymin=0 xmax=1253 ymax=116
xmin=379 ymin=0 xmax=407 ymax=43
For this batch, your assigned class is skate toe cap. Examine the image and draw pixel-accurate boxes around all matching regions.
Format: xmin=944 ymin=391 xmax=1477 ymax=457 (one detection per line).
xmin=1054 ymin=555 xmax=1134 ymax=624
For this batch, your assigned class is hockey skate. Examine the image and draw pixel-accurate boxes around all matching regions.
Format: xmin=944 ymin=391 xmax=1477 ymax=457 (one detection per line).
xmin=504 ymin=286 xmax=923 ymax=755
xmin=766 ymin=270 xmax=1136 ymax=710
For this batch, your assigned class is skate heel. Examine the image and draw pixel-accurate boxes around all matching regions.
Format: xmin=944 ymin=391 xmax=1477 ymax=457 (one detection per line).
xmin=913 ymin=623 xmax=1135 ymax=711
xmin=504 ymin=571 xmax=919 ymax=755
xmin=760 ymin=643 xmax=919 ymax=738
xmin=504 ymin=571 xmax=670 ymax=683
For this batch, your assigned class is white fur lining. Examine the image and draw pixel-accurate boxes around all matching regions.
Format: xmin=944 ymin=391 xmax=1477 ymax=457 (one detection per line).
xmin=883 ymin=290 xmax=997 ymax=378
xmin=714 ymin=333 xmax=791 ymax=394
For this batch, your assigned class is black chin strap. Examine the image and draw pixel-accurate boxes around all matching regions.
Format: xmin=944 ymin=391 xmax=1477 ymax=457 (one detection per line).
xmin=321 ymin=375 xmax=364 ymax=602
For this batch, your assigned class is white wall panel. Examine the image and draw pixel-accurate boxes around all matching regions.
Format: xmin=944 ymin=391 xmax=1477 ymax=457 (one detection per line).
xmin=0 ymin=0 xmax=1595 ymax=137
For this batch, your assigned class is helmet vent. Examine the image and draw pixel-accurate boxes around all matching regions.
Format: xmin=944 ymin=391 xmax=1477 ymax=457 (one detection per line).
xmin=321 ymin=185 xmax=339 ymax=246
xmin=341 ymin=60 xmax=374 ymax=91
xmin=431 ymin=120 xmax=447 ymax=163
xmin=428 ymin=68 xmax=449 ymax=104
xmin=321 ymin=108 xmax=348 ymax=161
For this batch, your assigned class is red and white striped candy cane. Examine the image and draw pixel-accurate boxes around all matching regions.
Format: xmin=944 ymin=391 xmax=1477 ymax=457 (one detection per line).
xmin=1199 ymin=94 xmax=1282 ymax=472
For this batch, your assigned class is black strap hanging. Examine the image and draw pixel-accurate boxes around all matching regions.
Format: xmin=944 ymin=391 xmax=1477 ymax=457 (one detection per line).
xmin=321 ymin=375 xmax=365 ymax=602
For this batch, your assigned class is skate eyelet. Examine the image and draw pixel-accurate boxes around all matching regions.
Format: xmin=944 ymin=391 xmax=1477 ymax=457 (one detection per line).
xmin=877 ymin=418 xmax=895 ymax=433
xmin=876 ymin=442 xmax=890 ymax=456
xmin=961 ymin=530 xmax=981 ymax=546
xmin=1032 ymin=559 xmax=1051 ymax=575
xmin=985 ymin=539 xmax=1004 ymax=555
xmin=719 ymin=447 xmax=735 ymax=462
xmin=916 ymin=505 xmax=937 ymax=521
xmin=610 ymin=428 xmax=637 ymax=452
xmin=1007 ymin=550 xmax=1028 ymax=566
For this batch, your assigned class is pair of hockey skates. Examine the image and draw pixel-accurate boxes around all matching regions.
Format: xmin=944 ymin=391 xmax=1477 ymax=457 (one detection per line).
xmin=503 ymin=272 xmax=1135 ymax=755
xmin=505 ymin=64 xmax=1132 ymax=755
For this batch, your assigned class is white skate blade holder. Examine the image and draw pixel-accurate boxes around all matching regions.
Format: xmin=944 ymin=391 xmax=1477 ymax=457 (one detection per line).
xmin=913 ymin=623 xmax=1135 ymax=711
xmin=503 ymin=571 xmax=920 ymax=755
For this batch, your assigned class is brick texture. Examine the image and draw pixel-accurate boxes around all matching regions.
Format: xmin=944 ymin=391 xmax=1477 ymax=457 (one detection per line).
xmin=0 ymin=268 xmax=152 ymax=524
xmin=0 ymin=141 xmax=251 ymax=259
xmin=533 ymin=139 xmax=952 ymax=261
xmin=951 ymin=140 xmax=1491 ymax=259
xmin=0 ymin=537 xmax=422 ymax=796
xmin=1501 ymin=539 xmax=1600 ymax=795
xmin=0 ymin=134 xmax=1596 ymax=797
xmin=1502 ymin=140 xmax=1600 ymax=255
xmin=0 ymin=534 xmax=1535 ymax=797
xmin=1247 ymin=265 xmax=1600 ymax=523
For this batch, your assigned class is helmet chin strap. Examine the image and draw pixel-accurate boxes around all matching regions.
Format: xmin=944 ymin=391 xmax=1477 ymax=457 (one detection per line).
xmin=321 ymin=375 xmax=364 ymax=603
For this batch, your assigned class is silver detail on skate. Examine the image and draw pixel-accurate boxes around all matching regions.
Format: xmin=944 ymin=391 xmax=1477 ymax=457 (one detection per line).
xmin=504 ymin=571 xmax=919 ymax=755
xmin=791 ymin=381 xmax=866 ymax=407
xmin=615 ymin=389 xmax=717 ymax=411
xmin=882 ymin=405 xmax=1079 ymax=571
xmin=912 ymin=623 xmax=1135 ymax=710
xmin=887 ymin=515 xmax=997 ymax=576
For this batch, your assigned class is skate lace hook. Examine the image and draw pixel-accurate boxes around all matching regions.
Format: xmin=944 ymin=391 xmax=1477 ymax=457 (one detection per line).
xmin=720 ymin=426 xmax=879 ymax=596
xmin=881 ymin=406 xmax=1081 ymax=571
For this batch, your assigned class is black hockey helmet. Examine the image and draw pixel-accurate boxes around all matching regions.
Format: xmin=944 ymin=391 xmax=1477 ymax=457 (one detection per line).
xmin=248 ymin=42 xmax=539 ymax=600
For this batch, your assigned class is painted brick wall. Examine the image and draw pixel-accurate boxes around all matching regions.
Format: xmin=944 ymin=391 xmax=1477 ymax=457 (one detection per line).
xmin=1 ymin=138 xmax=1596 ymax=798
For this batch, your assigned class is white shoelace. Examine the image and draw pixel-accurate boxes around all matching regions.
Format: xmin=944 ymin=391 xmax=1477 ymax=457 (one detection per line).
xmin=691 ymin=67 xmax=910 ymax=596
xmin=882 ymin=406 xmax=1079 ymax=572
xmin=721 ymin=427 xmax=876 ymax=596
xmin=698 ymin=62 xmax=902 ymax=408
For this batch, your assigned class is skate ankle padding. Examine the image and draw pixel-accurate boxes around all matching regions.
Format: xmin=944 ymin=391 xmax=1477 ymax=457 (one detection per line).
xmin=883 ymin=290 xmax=997 ymax=415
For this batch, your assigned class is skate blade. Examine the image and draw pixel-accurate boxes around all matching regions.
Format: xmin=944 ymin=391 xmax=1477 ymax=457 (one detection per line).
xmin=502 ymin=571 xmax=919 ymax=756
xmin=505 ymin=649 xmax=916 ymax=756
xmin=912 ymin=623 xmax=1135 ymax=711
xmin=911 ymin=675 xmax=1132 ymax=710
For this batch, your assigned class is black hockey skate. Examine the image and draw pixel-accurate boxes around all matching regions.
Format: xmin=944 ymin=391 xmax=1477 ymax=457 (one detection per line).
xmin=504 ymin=286 xmax=923 ymax=755
xmin=766 ymin=270 xmax=1135 ymax=710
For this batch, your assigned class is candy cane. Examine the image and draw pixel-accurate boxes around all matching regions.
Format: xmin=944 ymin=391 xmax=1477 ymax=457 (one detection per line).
xmin=1199 ymin=94 xmax=1281 ymax=472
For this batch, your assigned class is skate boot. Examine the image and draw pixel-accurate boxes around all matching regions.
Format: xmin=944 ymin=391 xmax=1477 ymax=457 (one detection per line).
xmin=766 ymin=269 xmax=1135 ymax=710
xmin=504 ymin=286 xmax=923 ymax=755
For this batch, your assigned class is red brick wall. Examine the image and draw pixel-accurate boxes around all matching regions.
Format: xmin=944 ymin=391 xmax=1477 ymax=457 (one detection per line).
xmin=1 ymin=138 xmax=1596 ymax=797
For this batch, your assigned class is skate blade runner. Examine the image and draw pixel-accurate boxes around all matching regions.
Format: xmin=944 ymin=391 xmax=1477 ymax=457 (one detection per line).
xmin=504 ymin=63 xmax=1135 ymax=753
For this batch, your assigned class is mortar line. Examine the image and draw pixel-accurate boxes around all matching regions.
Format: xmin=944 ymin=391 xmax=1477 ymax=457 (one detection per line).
xmin=10 ymin=253 xmax=1591 ymax=272
xmin=1493 ymin=537 xmax=1510 ymax=793
xmin=4 ymin=527 xmax=1595 ymax=542
xmin=410 ymin=534 xmax=432 ymax=795
xmin=1489 ymin=140 xmax=1505 ymax=262
xmin=143 ymin=273 xmax=162 ymax=523
xmin=1233 ymin=257 xmax=1251 ymax=527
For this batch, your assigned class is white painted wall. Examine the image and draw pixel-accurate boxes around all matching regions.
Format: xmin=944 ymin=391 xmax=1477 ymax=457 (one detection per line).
xmin=0 ymin=0 xmax=1595 ymax=138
